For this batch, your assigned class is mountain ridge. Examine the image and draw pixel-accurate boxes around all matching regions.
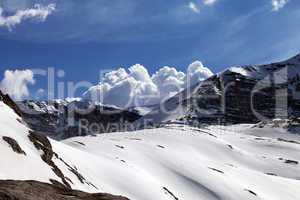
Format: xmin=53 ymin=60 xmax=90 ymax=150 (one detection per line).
xmin=2 ymin=53 xmax=300 ymax=139
xmin=138 ymin=53 xmax=300 ymax=127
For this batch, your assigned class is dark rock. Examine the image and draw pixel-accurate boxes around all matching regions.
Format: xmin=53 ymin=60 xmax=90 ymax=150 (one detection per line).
xmin=141 ymin=54 xmax=300 ymax=126
xmin=28 ymin=131 xmax=96 ymax=189
xmin=2 ymin=136 xmax=26 ymax=155
xmin=28 ymin=131 xmax=71 ymax=188
xmin=0 ymin=180 xmax=129 ymax=200
xmin=17 ymin=100 xmax=141 ymax=139
xmin=0 ymin=90 xmax=23 ymax=117
xmin=284 ymin=159 xmax=299 ymax=165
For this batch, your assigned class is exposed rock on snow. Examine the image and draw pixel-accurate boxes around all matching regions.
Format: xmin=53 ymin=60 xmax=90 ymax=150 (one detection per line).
xmin=2 ymin=136 xmax=26 ymax=155
xmin=254 ymin=118 xmax=300 ymax=133
xmin=28 ymin=130 xmax=72 ymax=188
xmin=0 ymin=90 xmax=23 ymax=117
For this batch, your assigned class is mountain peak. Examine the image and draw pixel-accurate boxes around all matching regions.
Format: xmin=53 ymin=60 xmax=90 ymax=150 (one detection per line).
xmin=285 ymin=53 xmax=300 ymax=63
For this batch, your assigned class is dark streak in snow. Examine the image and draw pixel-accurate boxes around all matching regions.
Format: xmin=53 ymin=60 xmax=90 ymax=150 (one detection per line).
xmin=163 ymin=187 xmax=179 ymax=200
xmin=74 ymin=141 xmax=85 ymax=146
xmin=115 ymin=145 xmax=125 ymax=149
xmin=208 ymin=167 xmax=224 ymax=174
xmin=244 ymin=189 xmax=257 ymax=196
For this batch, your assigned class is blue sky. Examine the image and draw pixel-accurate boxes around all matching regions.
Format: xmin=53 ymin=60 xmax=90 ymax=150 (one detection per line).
xmin=0 ymin=0 xmax=300 ymax=99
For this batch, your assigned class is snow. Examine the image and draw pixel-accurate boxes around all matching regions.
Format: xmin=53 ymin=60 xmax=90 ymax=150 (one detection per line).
xmin=59 ymin=124 xmax=300 ymax=200
xmin=0 ymin=102 xmax=58 ymax=182
xmin=129 ymin=105 xmax=155 ymax=116
xmin=229 ymin=67 xmax=250 ymax=76
xmin=1 ymin=101 xmax=300 ymax=200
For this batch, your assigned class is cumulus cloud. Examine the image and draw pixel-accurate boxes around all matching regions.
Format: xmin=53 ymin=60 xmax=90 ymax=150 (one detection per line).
xmin=271 ymin=0 xmax=289 ymax=11
xmin=203 ymin=0 xmax=217 ymax=6
xmin=84 ymin=62 xmax=213 ymax=108
xmin=152 ymin=66 xmax=185 ymax=98
xmin=188 ymin=2 xmax=200 ymax=13
xmin=0 ymin=69 xmax=35 ymax=100
xmin=0 ymin=3 xmax=56 ymax=30
xmin=185 ymin=61 xmax=214 ymax=86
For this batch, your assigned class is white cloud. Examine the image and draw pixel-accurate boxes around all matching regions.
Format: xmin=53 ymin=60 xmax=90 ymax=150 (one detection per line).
xmin=152 ymin=66 xmax=185 ymax=98
xmin=188 ymin=2 xmax=200 ymax=13
xmin=0 ymin=3 xmax=56 ymax=30
xmin=185 ymin=61 xmax=214 ymax=86
xmin=0 ymin=69 xmax=35 ymax=100
xmin=187 ymin=0 xmax=217 ymax=14
xmin=84 ymin=62 xmax=213 ymax=108
xmin=271 ymin=0 xmax=289 ymax=11
xmin=203 ymin=0 xmax=217 ymax=6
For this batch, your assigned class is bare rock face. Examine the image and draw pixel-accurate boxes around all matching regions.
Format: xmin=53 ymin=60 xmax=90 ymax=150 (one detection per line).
xmin=0 ymin=180 xmax=129 ymax=200
xmin=17 ymin=100 xmax=141 ymax=139
xmin=28 ymin=131 xmax=72 ymax=188
xmin=2 ymin=136 xmax=26 ymax=155
xmin=141 ymin=54 xmax=300 ymax=126
xmin=0 ymin=90 xmax=23 ymax=117
xmin=27 ymin=131 xmax=98 ymax=189
xmin=187 ymin=59 xmax=300 ymax=124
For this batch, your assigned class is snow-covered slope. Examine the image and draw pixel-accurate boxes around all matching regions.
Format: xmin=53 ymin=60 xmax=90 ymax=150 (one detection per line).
xmin=0 ymin=100 xmax=101 ymax=191
xmin=1 ymin=97 xmax=300 ymax=200
xmin=0 ymin=101 xmax=58 ymax=182
xmin=60 ymin=124 xmax=300 ymax=200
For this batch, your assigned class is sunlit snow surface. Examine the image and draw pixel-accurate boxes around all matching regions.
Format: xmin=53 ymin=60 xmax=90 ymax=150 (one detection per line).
xmin=1 ymin=101 xmax=300 ymax=200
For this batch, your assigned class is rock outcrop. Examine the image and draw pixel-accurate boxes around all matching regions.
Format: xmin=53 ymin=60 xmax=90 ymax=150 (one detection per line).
xmin=0 ymin=180 xmax=129 ymax=200
xmin=2 ymin=136 xmax=26 ymax=155
xmin=140 ymin=54 xmax=300 ymax=126
xmin=17 ymin=100 xmax=141 ymax=139
xmin=0 ymin=90 xmax=23 ymax=117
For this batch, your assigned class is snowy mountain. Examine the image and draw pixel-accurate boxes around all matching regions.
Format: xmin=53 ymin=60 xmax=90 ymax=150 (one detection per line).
xmin=1 ymin=91 xmax=300 ymax=200
xmin=139 ymin=54 xmax=300 ymax=127
xmin=1 ymin=54 xmax=300 ymax=199
xmin=16 ymin=99 xmax=141 ymax=139
xmin=0 ymin=91 xmax=129 ymax=199
xmin=8 ymin=54 xmax=300 ymax=140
